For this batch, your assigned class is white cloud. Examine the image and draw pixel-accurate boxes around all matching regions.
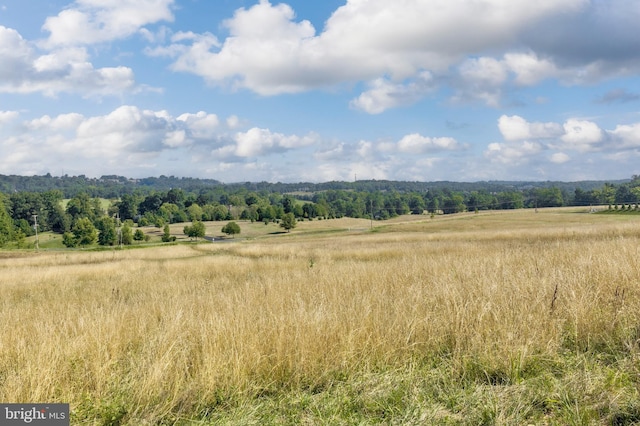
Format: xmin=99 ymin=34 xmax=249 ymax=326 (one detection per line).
xmin=314 ymin=142 xmax=345 ymax=161
xmin=550 ymin=152 xmax=571 ymax=164
xmin=350 ymin=72 xmax=434 ymax=114
xmin=561 ymin=119 xmax=603 ymax=151
xmin=0 ymin=110 xmax=19 ymax=125
xmin=226 ymin=115 xmax=241 ymax=129
xmin=609 ymin=123 xmax=640 ymax=149
xmin=177 ymin=111 xmax=220 ymax=139
xmin=503 ymin=51 xmax=559 ymax=85
xmin=234 ymin=127 xmax=318 ymax=157
xmin=497 ymin=114 xmax=640 ymax=159
xmin=485 ymin=140 xmax=544 ymax=165
xmin=155 ymin=0 xmax=587 ymax=98
xmin=0 ymin=25 xmax=136 ymax=96
xmin=41 ymin=0 xmax=175 ymax=48
xmin=26 ymin=113 xmax=84 ymax=131
xmin=498 ymin=115 xmax=563 ymax=141
xmin=396 ymin=133 xmax=463 ymax=154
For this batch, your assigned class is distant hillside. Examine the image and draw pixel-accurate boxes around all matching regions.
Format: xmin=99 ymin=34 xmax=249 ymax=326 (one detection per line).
xmin=0 ymin=173 xmax=630 ymax=198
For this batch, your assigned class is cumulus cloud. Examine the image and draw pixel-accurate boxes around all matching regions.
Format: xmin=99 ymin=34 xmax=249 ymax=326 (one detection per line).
xmin=0 ymin=110 xmax=19 ymax=125
xmin=498 ymin=114 xmax=640 ymax=156
xmin=350 ymin=71 xmax=435 ymax=114
xmin=550 ymin=152 xmax=571 ymax=164
xmin=154 ymin=1 xmax=585 ymax=94
xmin=485 ymin=140 xmax=544 ymax=165
xmin=396 ymin=134 xmax=463 ymax=154
xmin=561 ymin=119 xmax=604 ymax=151
xmin=0 ymin=25 xmax=136 ymax=96
xmin=498 ymin=115 xmax=563 ymax=141
xmin=233 ymin=128 xmax=319 ymax=157
xmin=41 ymin=0 xmax=175 ymax=48
xmin=176 ymin=111 xmax=220 ymax=139
xmin=1 ymin=106 xmax=232 ymax=163
xmin=609 ymin=123 xmax=640 ymax=149
xmin=143 ymin=0 xmax=640 ymax=112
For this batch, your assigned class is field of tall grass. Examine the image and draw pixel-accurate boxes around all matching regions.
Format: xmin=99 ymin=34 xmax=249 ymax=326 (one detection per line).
xmin=1 ymin=208 xmax=640 ymax=424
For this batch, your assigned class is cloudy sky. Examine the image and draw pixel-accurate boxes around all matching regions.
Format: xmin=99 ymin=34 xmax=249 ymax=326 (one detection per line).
xmin=1 ymin=0 xmax=639 ymax=183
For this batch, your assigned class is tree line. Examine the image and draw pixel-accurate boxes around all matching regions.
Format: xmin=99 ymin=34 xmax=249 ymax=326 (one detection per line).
xmin=1 ymin=175 xmax=639 ymax=248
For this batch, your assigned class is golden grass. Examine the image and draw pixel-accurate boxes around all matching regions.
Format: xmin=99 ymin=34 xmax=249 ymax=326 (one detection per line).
xmin=1 ymin=208 xmax=640 ymax=423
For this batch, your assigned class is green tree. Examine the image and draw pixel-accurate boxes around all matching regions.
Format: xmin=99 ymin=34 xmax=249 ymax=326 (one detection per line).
xmin=96 ymin=216 xmax=117 ymax=246
xmin=280 ymin=212 xmax=296 ymax=232
xmin=0 ymin=194 xmax=13 ymax=246
xmin=221 ymin=221 xmax=241 ymax=238
xmin=72 ymin=217 xmax=97 ymax=247
xmin=187 ymin=203 xmax=204 ymax=221
xmin=66 ymin=193 xmax=94 ymax=221
xmin=532 ymin=187 xmax=564 ymax=208
xmin=161 ymin=224 xmax=176 ymax=242
xmin=184 ymin=221 xmax=206 ymax=240
xmin=441 ymin=193 xmax=466 ymax=214
xmin=116 ymin=193 xmax=140 ymax=221
xmin=121 ymin=223 xmax=133 ymax=245
xmin=133 ymin=229 xmax=145 ymax=241
xmin=62 ymin=232 xmax=77 ymax=248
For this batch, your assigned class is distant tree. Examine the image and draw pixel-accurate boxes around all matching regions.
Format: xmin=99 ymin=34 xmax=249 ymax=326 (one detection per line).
xmin=221 ymin=221 xmax=241 ymax=238
xmin=72 ymin=217 xmax=97 ymax=247
xmin=66 ymin=193 xmax=95 ymax=221
xmin=0 ymin=194 xmax=13 ymax=246
xmin=161 ymin=224 xmax=176 ymax=242
xmin=139 ymin=193 xmax=163 ymax=215
xmin=184 ymin=220 xmax=206 ymax=240
xmin=96 ymin=216 xmax=117 ymax=246
xmin=165 ymin=188 xmax=186 ymax=209
xmin=408 ymin=194 xmax=426 ymax=214
xmin=280 ymin=212 xmax=296 ymax=232
xmin=441 ymin=193 xmax=465 ymax=214
xmin=532 ymin=187 xmax=564 ymax=208
xmin=121 ymin=223 xmax=134 ymax=245
xmin=48 ymin=203 xmax=71 ymax=233
xmin=14 ymin=230 xmax=27 ymax=249
xmin=116 ymin=193 xmax=139 ymax=221
xmin=62 ymin=232 xmax=77 ymax=248
xmin=133 ymin=229 xmax=145 ymax=241
xmin=187 ymin=203 xmax=204 ymax=221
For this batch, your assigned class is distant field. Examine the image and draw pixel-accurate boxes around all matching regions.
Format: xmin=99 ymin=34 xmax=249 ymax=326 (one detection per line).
xmin=60 ymin=198 xmax=114 ymax=211
xmin=2 ymin=208 xmax=640 ymax=424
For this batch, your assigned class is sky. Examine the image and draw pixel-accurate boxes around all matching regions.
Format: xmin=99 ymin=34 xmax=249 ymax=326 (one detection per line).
xmin=0 ymin=0 xmax=639 ymax=183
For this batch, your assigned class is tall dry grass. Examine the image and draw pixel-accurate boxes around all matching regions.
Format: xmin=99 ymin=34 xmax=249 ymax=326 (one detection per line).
xmin=1 ymin=210 xmax=640 ymax=423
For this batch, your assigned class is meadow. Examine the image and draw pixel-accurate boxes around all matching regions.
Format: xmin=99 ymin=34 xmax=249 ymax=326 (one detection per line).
xmin=1 ymin=208 xmax=640 ymax=424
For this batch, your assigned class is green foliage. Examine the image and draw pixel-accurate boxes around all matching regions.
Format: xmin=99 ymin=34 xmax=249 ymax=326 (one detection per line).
xmin=183 ymin=221 xmax=206 ymax=240
xmin=133 ymin=229 xmax=145 ymax=241
xmin=95 ymin=216 xmax=117 ymax=246
xmin=121 ymin=223 xmax=133 ymax=245
xmin=72 ymin=217 xmax=98 ymax=247
xmin=62 ymin=232 xmax=77 ymax=248
xmin=221 ymin=221 xmax=241 ymax=237
xmin=13 ymin=230 xmax=27 ymax=249
xmin=161 ymin=224 xmax=175 ymax=242
xmin=0 ymin=194 xmax=13 ymax=246
xmin=280 ymin=213 xmax=296 ymax=232
xmin=187 ymin=203 xmax=203 ymax=221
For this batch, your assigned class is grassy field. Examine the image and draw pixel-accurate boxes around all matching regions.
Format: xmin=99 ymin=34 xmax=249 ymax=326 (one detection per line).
xmin=2 ymin=208 xmax=640 ymax=424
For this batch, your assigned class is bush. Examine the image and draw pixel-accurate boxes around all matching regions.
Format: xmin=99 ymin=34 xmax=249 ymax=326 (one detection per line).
xmin=221 ymin=221 xmax=241 ymax=238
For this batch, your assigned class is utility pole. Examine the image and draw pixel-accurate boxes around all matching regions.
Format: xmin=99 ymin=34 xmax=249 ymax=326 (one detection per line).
xmin=116 ymin=213 xmax=123 ymax=248
xmin=32 ymin=213 xmax=39 ymax=251
xmin=370 ymin=200 xmax=373 ymax=230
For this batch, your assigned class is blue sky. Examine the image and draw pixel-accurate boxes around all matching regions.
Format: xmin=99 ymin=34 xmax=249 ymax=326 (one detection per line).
xmin=0 ymin=0 xmax=639 ymax=183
